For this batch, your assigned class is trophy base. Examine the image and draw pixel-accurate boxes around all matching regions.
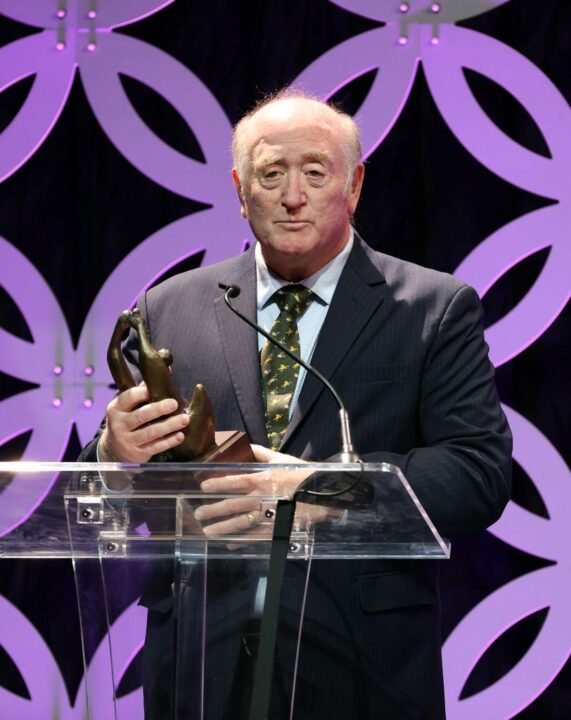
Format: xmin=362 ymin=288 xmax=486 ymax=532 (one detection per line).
xmin=202 ymin=431 xmax=255 ymax=463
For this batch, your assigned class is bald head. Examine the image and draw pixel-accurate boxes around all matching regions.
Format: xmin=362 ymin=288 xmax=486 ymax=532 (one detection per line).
xmin=232 ymin=93 xmax=362 ymax=187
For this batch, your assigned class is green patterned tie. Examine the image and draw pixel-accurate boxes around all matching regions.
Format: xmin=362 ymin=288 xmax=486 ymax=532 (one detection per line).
xmin=261 ymin=284 xmax=313 ymax=450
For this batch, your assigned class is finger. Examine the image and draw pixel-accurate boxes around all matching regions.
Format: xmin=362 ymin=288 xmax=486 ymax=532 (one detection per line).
xmin=200 ymin=474 xmax=255 ymax=493
xmin=251 ymin=444 xmax=280 ymax=463
xmin=201 ymin=510 xmax=262 ymax=537
xmin=181 ymin=505 xmax=206 ymax=535
xmin=194 ymin=497 xmax=258 ymax=522
xmin=133 ymin=412 xmax=190 ymax=446
xmin=124 ymin=398 xmax=181 ymax=431
xmin=113 ymin=385 xmax=151 ymax=411
xmin=251 ymin=444 xmax=305 ymax=465
xmin=138 ymin=429 xmax=187 ymax=458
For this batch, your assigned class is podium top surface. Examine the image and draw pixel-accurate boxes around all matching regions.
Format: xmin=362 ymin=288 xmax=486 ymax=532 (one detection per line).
xmin=0 ymin=462 xmax=449 ymax=560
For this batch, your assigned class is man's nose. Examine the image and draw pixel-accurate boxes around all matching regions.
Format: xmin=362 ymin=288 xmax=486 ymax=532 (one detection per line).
xmin=281 ymin=173 xmax=306 ymax=209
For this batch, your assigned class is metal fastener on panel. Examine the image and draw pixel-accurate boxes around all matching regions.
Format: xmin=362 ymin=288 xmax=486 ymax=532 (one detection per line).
xmin=77 ymin=498 xmax=103 ymax=524
xmin=264 ymin=508 xmax=275 ymax=519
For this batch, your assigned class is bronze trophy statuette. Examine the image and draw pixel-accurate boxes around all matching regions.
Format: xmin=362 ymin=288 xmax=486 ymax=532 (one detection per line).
xmin=107 ymin=308 xmax=254 ymax=464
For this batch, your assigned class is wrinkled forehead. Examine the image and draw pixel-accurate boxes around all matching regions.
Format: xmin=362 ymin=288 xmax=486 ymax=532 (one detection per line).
xmin=243 ymin=100 xmax=343 ymax=159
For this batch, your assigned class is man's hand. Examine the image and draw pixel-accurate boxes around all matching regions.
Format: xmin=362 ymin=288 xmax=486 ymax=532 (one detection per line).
xmin=194 ymin=444 xmax=334 ymax=537
xmin=98 ymin=384 xmax=189 ymax=463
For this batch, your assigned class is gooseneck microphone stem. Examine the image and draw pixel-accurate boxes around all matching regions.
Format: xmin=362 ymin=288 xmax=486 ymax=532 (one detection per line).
xmin=220 ymin=283 xmax=359 ymax=463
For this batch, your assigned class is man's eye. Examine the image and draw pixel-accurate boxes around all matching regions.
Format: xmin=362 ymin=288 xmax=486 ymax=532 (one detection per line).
xmin=259 ymin=170 xmax=282 ymax=184
xmin=306 ymin=169 xmax=327 ymax=184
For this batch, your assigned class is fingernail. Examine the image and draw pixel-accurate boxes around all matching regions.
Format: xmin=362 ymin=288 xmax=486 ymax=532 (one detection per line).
xmin=194 ymin=508 xmax=204 ymax=520
xmin=201 ymin=481 xmax=212 ymax=491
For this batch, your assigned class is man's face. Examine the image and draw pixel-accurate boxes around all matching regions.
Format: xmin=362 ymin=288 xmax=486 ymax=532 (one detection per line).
xmin=232 ymin=102 xmax=364 ymax=280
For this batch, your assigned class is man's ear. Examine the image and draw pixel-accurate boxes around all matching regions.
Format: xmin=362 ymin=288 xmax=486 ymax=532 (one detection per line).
xmin=231 ymin=168 xmax=248 ymax=219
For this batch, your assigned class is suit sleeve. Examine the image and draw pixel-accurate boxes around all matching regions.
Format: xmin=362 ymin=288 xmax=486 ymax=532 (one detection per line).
xmin=363 ymin=284 xmax=512 ymax=535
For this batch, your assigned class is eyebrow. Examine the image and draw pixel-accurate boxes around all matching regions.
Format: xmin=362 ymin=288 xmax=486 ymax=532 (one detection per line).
xmin=301 ymin=151 xmax=332 ymax=164
xmin=253 ymin=156 xmax=282 ymax=172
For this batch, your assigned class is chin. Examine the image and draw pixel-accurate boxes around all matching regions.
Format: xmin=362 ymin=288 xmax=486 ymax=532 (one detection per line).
xmin=267 ymin=252 xmax=320 ymax=281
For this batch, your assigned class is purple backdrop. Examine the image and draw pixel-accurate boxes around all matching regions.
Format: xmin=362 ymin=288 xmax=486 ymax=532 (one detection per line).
xmin=0 ymin=0 xmax=569 ymax=717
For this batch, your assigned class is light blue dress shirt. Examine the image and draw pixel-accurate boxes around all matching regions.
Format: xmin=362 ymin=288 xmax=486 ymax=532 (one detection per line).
xmin=255 ymin=230 xmax=354 ymax=419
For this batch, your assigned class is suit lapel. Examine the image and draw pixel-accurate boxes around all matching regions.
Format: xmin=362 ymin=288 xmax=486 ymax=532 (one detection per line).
xmin=281 ymin=237 xmax=386 ymax=450
xmin=213 ymin=249 xmax=267 ymax=445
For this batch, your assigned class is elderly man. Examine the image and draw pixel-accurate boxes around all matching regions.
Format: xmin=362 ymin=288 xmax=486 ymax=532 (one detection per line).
xmin=83 ymin=92 xmax=511 ymax=719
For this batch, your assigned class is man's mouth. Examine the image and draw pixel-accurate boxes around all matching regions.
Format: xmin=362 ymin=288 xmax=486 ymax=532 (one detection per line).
xmin=275 ymin=220 xmax=311 ymax=229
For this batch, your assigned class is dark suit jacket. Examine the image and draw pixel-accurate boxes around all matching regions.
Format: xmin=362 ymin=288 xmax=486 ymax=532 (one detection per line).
xmin=81 ymin=236 xmax=511 ymax=719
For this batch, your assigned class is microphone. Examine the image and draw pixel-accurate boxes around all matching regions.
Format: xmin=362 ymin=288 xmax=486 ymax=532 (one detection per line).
xmin=218 ymin=282 xmax=361 ymax=468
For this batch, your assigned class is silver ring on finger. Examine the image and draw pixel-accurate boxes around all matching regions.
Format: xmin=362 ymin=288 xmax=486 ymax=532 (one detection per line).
xmin=246 ymin=511 xmax=257 ymax=527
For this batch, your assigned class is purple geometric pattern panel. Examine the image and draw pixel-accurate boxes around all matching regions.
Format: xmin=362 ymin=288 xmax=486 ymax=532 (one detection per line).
xmin=0 ymin=1 xmax=569 ymax=717
xmin=0 ymin=594 xmax=146 ymax=717
xmin=443 ymin=405 xmax=571 ymax=719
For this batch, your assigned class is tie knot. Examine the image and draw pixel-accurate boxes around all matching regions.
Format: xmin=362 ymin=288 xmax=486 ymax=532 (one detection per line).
xmin=273 ymin=284 xmax=313 ymax=316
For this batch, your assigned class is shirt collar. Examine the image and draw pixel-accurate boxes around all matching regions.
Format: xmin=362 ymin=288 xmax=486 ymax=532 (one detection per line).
xmin=255 ymin=229 xmax=354 ymax=310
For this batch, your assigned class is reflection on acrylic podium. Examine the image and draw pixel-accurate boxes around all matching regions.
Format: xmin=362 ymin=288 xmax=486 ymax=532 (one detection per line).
xmin=0 ymin=462 xmax=449 ymax=720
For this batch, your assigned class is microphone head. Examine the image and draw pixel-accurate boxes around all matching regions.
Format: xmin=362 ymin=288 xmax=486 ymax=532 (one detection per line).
xmin=219 ymin=283 xmax=241 ymax=299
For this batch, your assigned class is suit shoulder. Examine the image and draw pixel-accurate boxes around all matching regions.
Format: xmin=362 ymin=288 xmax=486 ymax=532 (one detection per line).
xmin=361 ymin=249 xmax=485 ymax=355
xmin=373 ymin=251 xmax=472 ymax=304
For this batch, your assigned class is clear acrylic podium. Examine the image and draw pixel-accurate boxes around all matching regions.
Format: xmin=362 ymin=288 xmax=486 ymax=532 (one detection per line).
xmin=0 ymin=461 xmax=449 ymax=719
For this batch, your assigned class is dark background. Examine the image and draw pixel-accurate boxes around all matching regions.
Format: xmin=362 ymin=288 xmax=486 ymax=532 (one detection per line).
xmin=0 ymin=0 xmax=569 ymax=715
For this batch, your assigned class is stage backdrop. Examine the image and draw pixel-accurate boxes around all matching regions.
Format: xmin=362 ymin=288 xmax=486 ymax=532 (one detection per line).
xmin=0 ymin=0 xmax=569 ymax=718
